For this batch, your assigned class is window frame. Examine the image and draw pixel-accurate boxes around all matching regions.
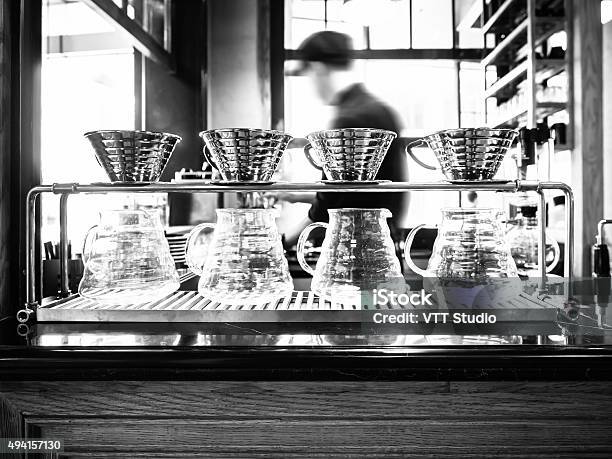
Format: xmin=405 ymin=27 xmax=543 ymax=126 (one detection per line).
xmin=83 ymin=0 xmax=174 ymax=70
xmin=273 ymin=0 xmax=486 ymax=138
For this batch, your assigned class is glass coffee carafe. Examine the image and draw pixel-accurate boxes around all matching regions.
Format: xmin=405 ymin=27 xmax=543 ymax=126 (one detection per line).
xmin=297 ymin=208 xmax=405 ymax=305
xmin=79 ymin=210 xmax=180 ymax=303
xmin=506 ymin=205 xmax=560 ymax=275
xmin=185 ymin=208 xmax=293 ymax=304
xmin=405 ymin=208 xmax=518 ymax=280
xmin=404 ymin=208 xmax=520 ymax=307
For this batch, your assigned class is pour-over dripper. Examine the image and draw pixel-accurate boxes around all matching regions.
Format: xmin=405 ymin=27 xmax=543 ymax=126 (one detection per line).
xmin=199 ymin=128 xmax=293 ymax=182
xmin=84 ymin=130 xmax=181 ymax=183
xmin=304 ymin=128 xmax=397 ymax=181
xmin=405 ymin=127 xmax=518 ymax=181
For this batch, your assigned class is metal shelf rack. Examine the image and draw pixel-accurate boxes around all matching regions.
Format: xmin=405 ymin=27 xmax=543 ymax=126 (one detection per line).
xmin=17 ymin=179 xmax=575 ymax=323
xmin=481 ymin=0 xmax=571 ymax=134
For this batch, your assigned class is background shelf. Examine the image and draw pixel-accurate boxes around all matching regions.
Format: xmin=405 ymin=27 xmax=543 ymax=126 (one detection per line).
xmin=489 ymin=102 xmax=566 ymax=128
xmin=485 ymin=59 xmax=565 ymax=101
xmin=481 ymin=0 xmax=571 ymax=131
xmin=482 ymin=17 xmax=564 ymax=67
xmin=481 ymin=0 xmax=565 ymax=35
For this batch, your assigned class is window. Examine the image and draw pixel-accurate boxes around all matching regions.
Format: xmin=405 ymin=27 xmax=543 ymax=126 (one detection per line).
xmin=283 ymin=0 xmax=485 ymax=225
xmin=285 ymin=0 xmax=459 ymax=50
xmin=40 ymin=0 xmax=166 ymax=250
xmin=411 ymin=0 xmax=453 ymax=49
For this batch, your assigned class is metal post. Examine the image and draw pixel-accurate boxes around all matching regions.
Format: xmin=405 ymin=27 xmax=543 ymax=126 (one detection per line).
xmin=538 ymin=189 xmax=547 ymax=292
xmin=25 ymin=190 xmax=38 ymax=306
xmin=18 ymin=189 xmax=40 ymax=322
xmin=526 ymin=0 xmax=537 ymax=128
xmin=59 ymin=193 xmax=71 ymax=297
xmin=563 ymin=186 xmax=575 ymax=299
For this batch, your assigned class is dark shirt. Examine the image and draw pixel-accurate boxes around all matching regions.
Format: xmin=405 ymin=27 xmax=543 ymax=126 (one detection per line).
xmin=308 ymin=83 xmax=409 ymax=235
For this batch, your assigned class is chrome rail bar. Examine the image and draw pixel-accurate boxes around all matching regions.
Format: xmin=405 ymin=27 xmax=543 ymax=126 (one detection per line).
xmin=48 ymin=181 xmax=523 ymax=193
xmin=59 ymin=194 xmax=71 ymax=298
xmin=19 ymin=180 xmax=576 ymax=321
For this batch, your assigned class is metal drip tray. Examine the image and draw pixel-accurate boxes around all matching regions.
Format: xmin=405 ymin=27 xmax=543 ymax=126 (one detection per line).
xmin=35 ymin=290 xmax=562 ymax=323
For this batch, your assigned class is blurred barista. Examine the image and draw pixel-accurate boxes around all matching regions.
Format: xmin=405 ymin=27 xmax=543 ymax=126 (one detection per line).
xmin=280 ymin=31 xmax=409 ymax=246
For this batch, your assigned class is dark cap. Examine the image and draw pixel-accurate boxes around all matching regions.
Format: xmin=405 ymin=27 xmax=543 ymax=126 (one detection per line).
xmin=520 ymin=205 xmax=537 ymax=218
xmin=287 ymin=31 xmax=353 ymax=76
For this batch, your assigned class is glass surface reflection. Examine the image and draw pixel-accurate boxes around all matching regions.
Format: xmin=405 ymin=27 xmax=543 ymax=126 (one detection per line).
xmin=20 ymin=321 xmax=611 ymax=348
xmin=30 ymin=331 xmax=531 ymax=347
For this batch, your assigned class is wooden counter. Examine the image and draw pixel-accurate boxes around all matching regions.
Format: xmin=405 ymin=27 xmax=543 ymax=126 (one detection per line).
xmin=1 ymin=318 xmax=612 ymax=457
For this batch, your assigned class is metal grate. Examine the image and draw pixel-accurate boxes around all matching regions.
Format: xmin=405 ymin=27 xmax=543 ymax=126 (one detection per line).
xmin=35 ymin=290 xmax=561 ymax=323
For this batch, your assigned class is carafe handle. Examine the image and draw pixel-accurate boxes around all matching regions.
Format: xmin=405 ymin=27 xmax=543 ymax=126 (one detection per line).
xmin=185 ymin=222 xmax=216 ymax=276
xmin=81 ymin=225 xmax=99 ymax=264
xmin=202 ymin=146 xmax=219 ymax=172
xmin=303 ymin=143 xmax=323 ymax=170
xmin=297 ymin=222 xmax=328 ymax=276
xmin=404 ymin=139 xmax=438 ymax=171
xmin=403 ymin=224 xmax=430 ymax=277
xmin=505 ymin=224 xmax=561 ymax=274
xmin=546 ymin=233 xmax=561 ymax=274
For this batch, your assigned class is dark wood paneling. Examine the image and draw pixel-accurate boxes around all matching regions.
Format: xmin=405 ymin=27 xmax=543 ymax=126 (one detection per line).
xmin=1 ymin=0 xmax=41 ymax=316
xmin=1 ymin=380 xmax=612 ymax=419
xmin=0 ymin=0 xmax=14 ymax=319
xmin=32 ymin=419 xmax=612 ymax=456
xmin=16 ymin=0 xmax=42 ymax=309
xmin=2 ymin=380 xmax=612 ymax=456
xmin=0 ymin=397 xmax=22 ymax=459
